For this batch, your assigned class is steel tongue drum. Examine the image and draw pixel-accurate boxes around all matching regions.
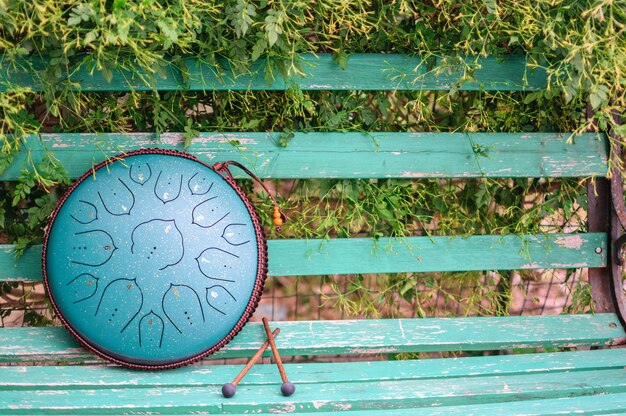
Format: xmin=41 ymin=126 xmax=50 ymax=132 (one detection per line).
xmin=43 ymin=149 xmax=278 ymax=369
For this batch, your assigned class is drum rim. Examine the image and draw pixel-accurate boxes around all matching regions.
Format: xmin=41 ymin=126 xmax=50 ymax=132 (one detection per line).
xmin=42 ymin=148 xmax=268 ymax=370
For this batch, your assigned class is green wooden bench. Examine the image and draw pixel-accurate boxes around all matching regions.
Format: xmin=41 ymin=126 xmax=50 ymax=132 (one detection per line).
xmin=1 ymin=53 xmax=626 ymax=414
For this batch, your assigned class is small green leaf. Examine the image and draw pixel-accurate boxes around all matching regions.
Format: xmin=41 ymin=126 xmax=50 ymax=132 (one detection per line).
xmin=243 ymin=118 xmax=261 ymax=129
xmin=68 ymin=15 xmax=82 ymax=26
xmin=332 ymin=51 xmax=349 ymax=70
xmin=523 ymin=91 xmax=540 ymax=104
xmin=183 ymin=118 xmax=200 ymax=149
xmin=277 ymin=132 xmax=294 ymax=147
xmin=251 ymin=38 xmax=267 ymax=61
xmin=84 ymin=30 xmax=97 ymax=45
xmin=376 ymin=206 xmax=394 ymax=221
xmin=614 ymin=124 xmax=626 ymax=137
xmin=100 ymin=66 xmax=113 ymax=83
xmin=589 ymin=92 xmax=601 ymax=110
xmin=317 ymin=180 xmax=336 ymax=198
xmin=267 ymin=30 xmax=278 ymax=47
xmin=481 ymin=0 xmax=498 ymax=15
xmin=401 ymin=281 xmax=414 ymax=297
xmin=474 ymin=183 xmax=491 ymax=209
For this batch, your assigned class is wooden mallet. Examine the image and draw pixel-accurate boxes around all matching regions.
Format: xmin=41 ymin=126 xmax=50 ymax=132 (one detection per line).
xmin=262 ymin=317 xmax=295 ymax=396
xmin=221 ymin=327 xmax=280 ymax=398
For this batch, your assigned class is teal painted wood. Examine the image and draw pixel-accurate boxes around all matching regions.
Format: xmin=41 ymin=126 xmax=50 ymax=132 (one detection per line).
xmin=411 ymin=395 xmax=626 ymax=416
xmin=2 ymin=368 xmax=626 ymax=414
xmin=469 ymin=131 xmax=609 ymax=178
xmin=1 ymin=314 xmax=623 ymax=363
xmin=268 ymin=233 xmax=606 ymax=276
xmin=243 ymin=393 xmax=626 ymax=416
xmin=1 ymin=132 xmax=608 ymax=181
xmin=0 ymin=327 xmax=96 ymax=364
xmin=0 ymin=245 xmax=39 ymax=282
xmin=222 ymin=369 xmax=626 ymax=413
xmin=2 ymin=349 xmax=625 ymax=389
xmin=0 ymin=233 xmax=607 ymax=282
xmin=0 ymin=54 xmax=547 ymax=92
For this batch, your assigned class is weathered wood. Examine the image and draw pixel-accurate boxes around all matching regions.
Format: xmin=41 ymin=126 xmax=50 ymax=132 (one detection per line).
xmin=0 ymin=233 xmax=607 ymax=282
xmin=0 ymin=54 xmax=547 ymax=92
xmin=2 ymin=349 xmax=625 ymax=389
xmin=2 ymin=368 xmax=626 ymax=414
xmin=223 ymin=369 xmax=626 ymax=413
xmin=1 ymin=315 xmax=623 ymax=363
xmin=268 ymin=233 xmax=606 ymax=276
xmin=0 ymin=48 xmax=621 ymax=416
xmin=1 ymin=132 xmax=608 ymax=181
xmin=0 ymin=245 xmax=41 ymax=282
xmin=588 ymin=178 xmax=616 ymax=313
xmin=247 ymin=393 xmax=626 ymax=415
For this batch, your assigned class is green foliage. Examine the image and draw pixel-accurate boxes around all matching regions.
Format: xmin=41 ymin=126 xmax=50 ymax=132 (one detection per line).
xmin=1 ymin=149 xmax=68 ymax=256
xmin=0 ymin=0 xmax=622 ymax=320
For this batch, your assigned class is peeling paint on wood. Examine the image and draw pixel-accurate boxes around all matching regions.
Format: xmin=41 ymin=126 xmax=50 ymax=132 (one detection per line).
xmin=1 ymin=54 xmax=549 ymax=93
xmin=0 ymin=132 xmax=609 ymax=181
xmin=555 ymin=235 xmax=584 ymax=249
xmin=50 ymin=142 xmax=72 ymax=148
xmin=552 ymin=263 xmax=590 ymax=268
xmin=1 ymin=233 xmax=608 ymax=281
xmin=4 ymin=368 xmax=626 ymax=413
xmin=2 ymin=314 xmax=624 ymax=364
xmin=1 ymin=51 xmax=623 ymax=416
xmin=349 ymin=347 xmax=400 ymax=354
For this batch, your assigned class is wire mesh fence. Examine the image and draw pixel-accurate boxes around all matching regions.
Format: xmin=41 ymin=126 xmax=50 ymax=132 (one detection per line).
xmin=1 ymin=268 xmax=591 ymax=328
xmin=251 ymin=268 xmax=591 ymax=322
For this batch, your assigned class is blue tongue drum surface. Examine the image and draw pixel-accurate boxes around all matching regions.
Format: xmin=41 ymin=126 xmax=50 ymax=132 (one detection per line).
xmin=43 ymin=149 xmax=267 ymax=369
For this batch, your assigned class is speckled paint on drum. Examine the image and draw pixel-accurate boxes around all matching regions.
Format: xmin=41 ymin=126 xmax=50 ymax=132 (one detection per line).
xmin=43 ymin=149 xmax=267 ymax=369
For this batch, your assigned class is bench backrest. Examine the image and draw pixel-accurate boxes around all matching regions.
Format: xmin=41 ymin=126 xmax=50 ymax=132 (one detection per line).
xmin=1 ymin=53 xmax=624 ymax=363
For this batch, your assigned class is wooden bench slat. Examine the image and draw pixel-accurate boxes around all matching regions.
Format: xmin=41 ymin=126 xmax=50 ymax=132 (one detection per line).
xmin=2 ymin=368 xmax=625 ymax=414
xmin=2 ymin=132 xmax=608 ymax=181
xmin=1 ymin=315 xmax=623 ymax=363
xmin=0 ymin=54 xmax=547 ymax=93
xmin=224 ymin=369 xmax=626 ymax=414
xmin=0 ymin=233 xmax=607 ymax=282
xmin=2 ymin=349 xmax=625 ymax=389
xmin=245 ymin=393 xmax=626 ymax=416
xmin=269 ymin=233 xmax=606 ymax=276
